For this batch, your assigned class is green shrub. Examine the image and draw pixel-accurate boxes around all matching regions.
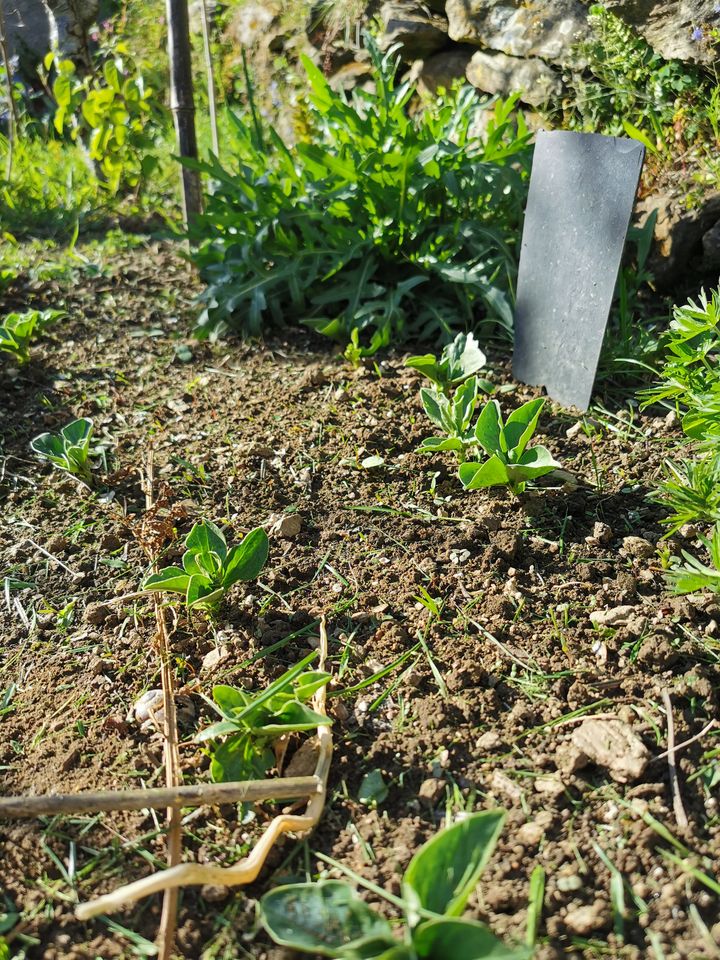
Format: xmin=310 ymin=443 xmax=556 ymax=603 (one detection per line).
xmin=186 ymin=35 xmax=531 ymax=351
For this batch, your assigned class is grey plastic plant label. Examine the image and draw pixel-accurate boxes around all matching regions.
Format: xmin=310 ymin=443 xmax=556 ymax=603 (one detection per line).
xmin=513 ymin=131 xmax=644 ymax=411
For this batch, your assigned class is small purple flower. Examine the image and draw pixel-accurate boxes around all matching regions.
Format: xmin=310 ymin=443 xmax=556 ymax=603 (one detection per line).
xmin=691 ymin=25 xmax=704 ymax=41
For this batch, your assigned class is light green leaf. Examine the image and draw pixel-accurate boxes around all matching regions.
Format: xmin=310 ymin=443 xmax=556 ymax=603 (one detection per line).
xmin=473 ymin=400 xmax=503 ymax=456
xmin=503 ymin=398 xmax=545 ymax=457
xmin=413 ymin=917 xmax=530 ymax=959
xmin=185 ymin=520 xmax=228 ymax=563
xmin=142 ymin=566 xmax=191 ymax=594
xmin=459 ymin=455 xmax=509 ymax=490
xmin=260 ymin=881 xmax=394 ymax=957
xmin=402 ymin=809 xmax=506 ymax=921
xmin=222 ymin=527 xmax=269 ymax=586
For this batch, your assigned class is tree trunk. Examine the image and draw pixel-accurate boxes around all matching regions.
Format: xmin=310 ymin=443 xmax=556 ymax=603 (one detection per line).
xmin=165 ymin=0 xmax=201 ymax=223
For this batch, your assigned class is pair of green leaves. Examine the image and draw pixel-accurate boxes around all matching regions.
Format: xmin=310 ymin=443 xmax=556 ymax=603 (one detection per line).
xmin=406 ymin=332 xmax=490 ymax=394
xmin=667 ymin=522 xmax=720 ymax=595
xmin=418 ymin=377 xmax=486 ymax=460
xmin=197 ymin=652 xmax=331 ymax=782
xmin=30 ymin=418 xmax=94 ymax=484
xmin=459 ymin=398 xmax=560 ymax=495
xmin=260 ymin=809 xmax=531 ymax=959
xmin=142 ymin=519 xmax=268 ymax=611
xmin=0 ymin=309 xmax=64 ymax=365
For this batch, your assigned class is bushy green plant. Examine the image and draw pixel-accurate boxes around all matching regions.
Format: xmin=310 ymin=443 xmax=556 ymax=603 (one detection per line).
xmin=459 ymin=398 xmax=560 ymax=495
xmin=186 ymin=34 xmax=530 ymax=350
xmin=639 ymin=288 xmax=720 ymax=440
xmin=259 ymin=809 xmax=531 ymax=959
xmin=654 ymin=451 xmax=720 ymax=534
xmin=30 ymin=418 xmax=94 ymax=483
xmin=417 ymin=377 xmax=483 ymax=460
xmin=406 ymin=332 xmax=490 ymax=394
xmin=46 ymin=42 xmax=163 ymax=194
xmin=142 ymin=519 xmax=268 ymax=611
xmin=667 ymin=523 xmax=720 ymax=594
xmin=558 ymin=4 xmax=705 ymax=147
xmin=196 ymin=652 xmax=331 ymax=782
xmin=0 ymin=308 xmax=64 ymax=364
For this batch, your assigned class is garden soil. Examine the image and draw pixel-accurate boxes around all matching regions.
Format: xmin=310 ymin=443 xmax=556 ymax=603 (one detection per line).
xmin=1 ymin=242 xmax=719 ymax=959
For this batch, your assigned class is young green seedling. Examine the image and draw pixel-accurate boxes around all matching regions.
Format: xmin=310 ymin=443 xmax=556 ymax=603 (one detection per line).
xmin=459 ymin=397 xmax=560 ymax=495
xmin=259 ymin=809 xmax=531 ymax=959
xmin=30 ymin=418 xmax=95 ymax=484
xmin=142 ymin=519 xmax=268 ymax=611
xmin=417 ymin=377 xmax=480 ymax=460
xmin=666 ymin=523 xmax=720 ymax=594
xmin=0 ymin=309 xmax=65 ymax=365
xmin=196 ymin=651 xmax=331 ymax=782
xmin=406 ymin=332 xmax=491 ymax=394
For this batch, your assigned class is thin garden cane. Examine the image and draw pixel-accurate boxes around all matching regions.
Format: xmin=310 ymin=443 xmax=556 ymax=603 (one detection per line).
xmin=76 ymin=617 xmax=333 ymax=920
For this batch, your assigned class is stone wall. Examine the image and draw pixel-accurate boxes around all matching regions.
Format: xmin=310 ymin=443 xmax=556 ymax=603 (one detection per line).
xmin=376 ymin=0 xmax=719 ymax=107
xmin=4 ymin=0 xmax=99 ymax=70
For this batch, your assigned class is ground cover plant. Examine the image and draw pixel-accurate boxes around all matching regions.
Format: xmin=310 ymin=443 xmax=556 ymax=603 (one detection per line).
xmin=260 ymin=810 xmax=532 ymax=959
xmin=142 ymin=519 xmax=269 ymax=611
xmin=3 ymin=240 xmax=720 ymax=960
xmin=30 ymin=417 xmax=95 ymax=485
xmin=186 ymin=35 xmax=530 ymax=350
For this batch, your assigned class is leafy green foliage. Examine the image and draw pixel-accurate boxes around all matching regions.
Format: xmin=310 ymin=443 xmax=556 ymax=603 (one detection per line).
xmin=654 ymin=452 xmax=720 ymax=534
xmin=558 ymin=5 xmax=707 ymax=149
xmin=196 ymin=652 xmax=331 ymax=782
xmin=30 ymin=418 xmax=94 ymax=484
xmin=640 ymin=288 xmax=720 ymax=440
xmin=260 ymin=810 xmax=531 ymax=959
xmin=667 ymin=524 xmax=720 ymax=595
xmin=0 ymin=308 xmax=64 ymax=364
xmin=459 ymin=398 xmax=560 ymax=495
xmin=46 ymin=43 xmax=162 ymax=194
xmin=406 ymin=333 xmax=490 ymax=394
xmin=418 ymin=377 xmax=483 ymax=460
xmin=142 ymin=520 xmax=268 ymax=611
xmin=186 ymin=34 xmax=530 ymax=349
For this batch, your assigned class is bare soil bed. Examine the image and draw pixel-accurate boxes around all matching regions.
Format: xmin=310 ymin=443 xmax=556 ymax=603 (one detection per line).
xmin=1 ymin=241 xmax=719 ymax=960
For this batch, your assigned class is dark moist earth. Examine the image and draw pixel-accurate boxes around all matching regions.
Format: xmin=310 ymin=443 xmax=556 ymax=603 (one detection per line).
xmin=1 ymin=240 xmax=719 ymax=960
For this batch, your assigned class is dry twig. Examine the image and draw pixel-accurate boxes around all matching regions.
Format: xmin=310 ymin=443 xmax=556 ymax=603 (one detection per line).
xmin=662 ymin=688 xmax=689 ymax=831
xmin=76 ymin=618 xmax=332 ymax=919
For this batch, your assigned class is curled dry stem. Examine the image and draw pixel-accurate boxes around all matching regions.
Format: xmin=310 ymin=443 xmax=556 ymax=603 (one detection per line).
xmin=76 ymin=617 xmax=333 ymax=920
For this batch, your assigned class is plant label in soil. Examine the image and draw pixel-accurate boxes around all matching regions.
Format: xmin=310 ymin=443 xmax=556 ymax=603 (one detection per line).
xmin=512 ymin=131 xmax=644 ymax=411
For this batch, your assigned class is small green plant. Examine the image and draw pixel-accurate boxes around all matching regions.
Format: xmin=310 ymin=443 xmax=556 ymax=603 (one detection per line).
xmin=259 ymin=809 xmax=531 ymax=959
xmin=667 ymin=523 xmax=720 ymax=594
xmin=46 ymin=42 xmax=162 ymax=194
xmin=406 ymin=332 xmax=490 ymax=394
xmin=654 ymin=451 xmax=720 ymax=534
xmin=417 ymin=377 xmax=482 ymax=459
xmin=186 ymin=33 xmax=529 ymax=347
xmin=30 ymin=418 xmax=94 ymax=483
xmin=639 ymin=288 xmax=720 ymax=440
xmin=0 ymin=309 xmax=64 ymax=364
xmin=142 ymin=519 xmax=269 ymax=611
xmin=196 ymin=652 xmax=331 ymax=782
xmin=459 ymin=398 xmax=560 ymax=495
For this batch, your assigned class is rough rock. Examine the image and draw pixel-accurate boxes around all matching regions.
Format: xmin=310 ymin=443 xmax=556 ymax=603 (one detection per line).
xmin=702 ymin=219 xmax=720 ymax=269
xmin=571 ymin=717 xmax=650 ymax=783
xmin=201 ymin=645 xmax=230 ymax=673
xmin=7 ymin=0 xmax=98 ymax=67
xmin=273 ymin=513 xmax=302 ymax=539
xmin=446 ymin=0 xmax=588 ymax=62
xmin=379 ymin=1 xmax=449 ymax=59
xmin=589 ymin=605 xmax=638 ymax=628
xmin=564 ymin=902 xmax=608 ymax=936
xmin=418 ymin=777 xmax=446 ymax=802
xmin=603 ymin=0 xmax=720 ymax=64
xmin=466 ymin=50 xmax=561 ymax=105
xmin=417 ymin=49 xmax=474 ymax=96
xmin=636 ymin=190 xmax=720 ymax=289
xmin=621 ymin=535 xmax=655 ymax=559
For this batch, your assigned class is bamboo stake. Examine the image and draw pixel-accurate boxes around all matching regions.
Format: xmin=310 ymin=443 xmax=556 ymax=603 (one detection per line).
xmin=199 ymin=0 xmax=219 ymax=157
xmin=165 ymin=0 xmax=201 ymax=222
xmin=0 ymin=776 xmax=323 ymax=819
xmin=0 ymin=0 xmax=18 ymax=181
xmin=76 ymin=618 xmax=333 ymax=920
xmin=142 ymin=456 xmax=182 ymax=960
